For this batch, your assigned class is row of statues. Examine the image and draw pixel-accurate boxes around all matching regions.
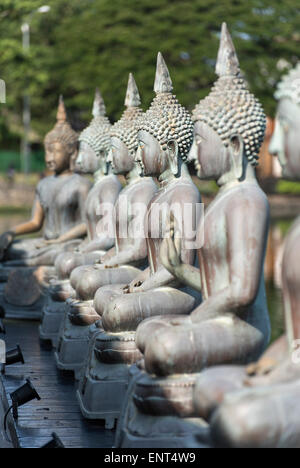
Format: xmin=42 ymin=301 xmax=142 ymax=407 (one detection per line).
xmin=1 ymin=21 xmax=300 ymax=447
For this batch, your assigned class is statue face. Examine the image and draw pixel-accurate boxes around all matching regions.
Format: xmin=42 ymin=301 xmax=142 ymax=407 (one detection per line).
xmin=136 ymin=130 xmax=168 ymax=177
xmin=108 ymin=136 xmax=134 ymax=175
xmin=269 ymin=98 xmax=300 ymax=180
xmin=75 ymin=141 xmax=99 ymax=174
xmin=45 ymin=141 xmax=70 ymax=174
xmin=191 ymin=121 xmax=231 ymax=180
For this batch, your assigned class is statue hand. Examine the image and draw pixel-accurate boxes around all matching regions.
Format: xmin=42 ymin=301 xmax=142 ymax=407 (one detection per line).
xmin=0 ymin=231 xmax=15 ymax=258
xmin=160 ymin=221 xmax=182 ymax=274
xmin=246 ymin=357 xmax=278 ymax=377
xmin=123 ymin=280 xmax=143 ymax=294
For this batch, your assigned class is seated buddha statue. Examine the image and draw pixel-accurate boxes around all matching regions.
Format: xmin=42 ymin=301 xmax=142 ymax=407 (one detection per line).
xmin=54 ymin=74 xmax=157 ymax=373
xmin=39 ymin=89 xmax=121 ymax=343
xmin=207 ymin=63 xmax=300 ymax=448
xmin=75 ymin=53 xmax=201 ymax=425
xmin=52 ymin=88 xmax=121 ymax=279
xmin=135 ymin=24 xmax=270 ymax=381
xmin=0 ymin=96 xmax=91 ymax=267
xmin=67 ymin=73 xmax=158 ymax=307
xmin=192 ymin=63 xmax=300 ymax=427
xmin=0 ymin=97 xmax=91 ymax=316
xmin=115 ymin=25 xmax=271 ymax=447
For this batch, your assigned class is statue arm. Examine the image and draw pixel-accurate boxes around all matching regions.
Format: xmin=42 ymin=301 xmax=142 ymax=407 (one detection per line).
xmin=102 ymin=240 xmax=146 ymax=268
xmin=191 ymin=196 xmax=269 ymax=322
xmin=0 ymin=198 xmax=45 ymax=259
xmin=45 ymin=223 xmax=87 ymax=245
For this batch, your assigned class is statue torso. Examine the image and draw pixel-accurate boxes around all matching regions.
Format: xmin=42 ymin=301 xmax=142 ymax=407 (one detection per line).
xmin=199 ymin=181 xmax=268 ymax=306
xmin=147 ymin=176 xmax=200 ymax=274
xmin=115 ymin=177 xmax=157 ymax=253
xmin=84 ymin=174 xmax=121 ymax=240
xmin=36 ymin=173 xmax=91 ymax=240
xmin=281 ymin=215 xmax=300 ymax=340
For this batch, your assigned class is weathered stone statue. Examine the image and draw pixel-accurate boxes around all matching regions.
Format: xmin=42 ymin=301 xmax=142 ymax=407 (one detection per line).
xmin=39 ymin=89 xmax=122 ymax=343
xmin=0 ymin=96 xmax=91 ymax=318
xmin=76 ymin=53 xmax=201 ymax=428
xmin=54 ymin=74 xmax=158 ymax=377
xmin=116 ymin=23 xmax=270 ymax=447
xmin=207 ymin=63 xmax=300 ymax=448
xmin=0 ymin=96 xmax=91 ymax=266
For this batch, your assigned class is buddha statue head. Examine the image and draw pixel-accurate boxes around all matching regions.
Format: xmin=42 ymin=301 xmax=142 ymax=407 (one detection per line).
xmin=189 ymin=23 xmax=266 ymax=184
xmin=269 ymin=63 xmax=300 ymax=180
xmin=44 ymin=95 xmax=78 ymax=175
xmin=136 ymin=52 xmax=194 ymax=178
xmin=76 ymin=88 xmax=111 ymax=175
xmin=107 ymin=73 xmax=143 ymax=175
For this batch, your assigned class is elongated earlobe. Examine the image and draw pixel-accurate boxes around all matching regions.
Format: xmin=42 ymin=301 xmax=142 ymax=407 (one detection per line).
xmin=167 ymin=140 xmax=179 ymax=176
xmin=229 ymin=134 xmax=245 ymax=180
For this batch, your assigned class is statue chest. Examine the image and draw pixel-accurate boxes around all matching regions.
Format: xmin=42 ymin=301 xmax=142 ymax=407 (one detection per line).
xmin=198 ymin=201 xmax=230 ymax=296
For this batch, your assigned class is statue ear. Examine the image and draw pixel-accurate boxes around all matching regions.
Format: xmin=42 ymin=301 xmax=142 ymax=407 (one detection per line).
xmin=229 ymin=134 xmax=245 ymax=180
xmin=167 ymin=139 xmax=179 ymax=176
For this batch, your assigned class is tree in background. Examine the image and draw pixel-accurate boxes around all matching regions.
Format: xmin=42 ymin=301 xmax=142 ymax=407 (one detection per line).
xmin=0 ymin=0 xmax=299 ymax=163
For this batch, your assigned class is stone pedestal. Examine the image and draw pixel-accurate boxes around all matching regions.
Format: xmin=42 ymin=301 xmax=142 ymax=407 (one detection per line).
xmin=115 ymin=367 xmax=211 ymax=448
xmin=54 ymin=300 xmax=98 ymax=374
xmin=39 ymin=279 xmax=76 ymax=347
xmin=76 ymin=329 xmax=142 ymax=428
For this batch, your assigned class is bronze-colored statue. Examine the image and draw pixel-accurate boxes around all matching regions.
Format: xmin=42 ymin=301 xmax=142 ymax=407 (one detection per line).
xmin=0 ymin=97 xmax=91 ymax=318
xmin=54 ymin=74 xmax=158 ymax=378
xmin=137 ymin=23 xmax=269 ymax=376
xmin=0 ymin=96 xmax=91 ymax=266
xmin=76 ymin=53 xmax=201 ymax=428
xmin=207 ymin=62 xmax=300 ymax=448
xmin=116 ymin=23 xmax=270 ymax=448
xmin=39 ymin=89 xmax=122 ymax=344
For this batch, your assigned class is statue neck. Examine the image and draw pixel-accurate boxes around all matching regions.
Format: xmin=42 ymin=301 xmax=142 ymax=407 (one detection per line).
xmin=217 ymin=159 xmax=257 ymax=193
xmin=94 ymin=168 xmax=106 ymax=183
xmin=125 ymin=164 xmax=142 ymax=185
xmin=158 ymin=160 xmax=191 ymax=187
xmin=55 ymin=168 xmax=72 ymax=177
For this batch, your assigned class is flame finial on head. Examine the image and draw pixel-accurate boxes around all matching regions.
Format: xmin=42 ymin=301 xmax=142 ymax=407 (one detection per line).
xmin=79 ymin=88 xmax=111 ymax=157
xmin=44 ymin=95 xmax=78 ymax=150
xmin=92 ymin=88 xmax=106 ymax=117
xmin=216 ymin=22 xmax=240 ymax=77
xmin=140 ymin=52 xmax=193 ymax=160
xmin=125 ymin=73 xmax=141 ymax=107
xmin=154 ymin=52 xmax=173 ymax=94
xmin=56 ymin=95 xmax=67 ymax=123
xmin=110 ymin=74 xmax=143 ymax=156
xmin=192 ymin=23 xmax=266 ymax=166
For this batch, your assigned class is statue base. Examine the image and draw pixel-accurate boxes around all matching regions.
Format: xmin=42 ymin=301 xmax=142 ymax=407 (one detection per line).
xmin=76 ymin=329 xmax=142 ymax=427
xmin=0 ymin=283 xmax=46 ymax=320
xmin=54 ymin=305 xmax=95 ymax=374
xmin=0 ymin=266 xmax=55 ymax=320
xmin=115 ymin=366 xmax=211 ymax=448
xmin=39 ymin=297 xmax=68 ymax=347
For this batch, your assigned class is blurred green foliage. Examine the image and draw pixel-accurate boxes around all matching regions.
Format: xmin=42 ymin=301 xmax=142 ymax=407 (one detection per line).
xmin=277 ymin=180 xmax=300 ymax=195
xmin=0 ymin=0 xmax=299 ymax=155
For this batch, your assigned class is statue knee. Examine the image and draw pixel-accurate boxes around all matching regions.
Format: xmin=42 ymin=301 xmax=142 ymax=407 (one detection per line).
xmin=102 ymin=297 xmax=130 ymax=332
xmin=70 ymin=265 xmax=93 ymax=290
xmin=55 ymin=252 xmax=78 ymax=279
xmin=144 ymin=329 xmax=183 ymax=376
xmin=136 ymin=317 xmax=169 ymax=354
xmin=76 ymin=270 xmax=102 ymax=301
xmin=211 ymin=399 xmax=266 ymax=448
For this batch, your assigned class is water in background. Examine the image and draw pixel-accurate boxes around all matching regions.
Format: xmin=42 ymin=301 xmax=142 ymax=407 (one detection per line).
xmin=0 ymin=212 xmax=294 ymax=344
